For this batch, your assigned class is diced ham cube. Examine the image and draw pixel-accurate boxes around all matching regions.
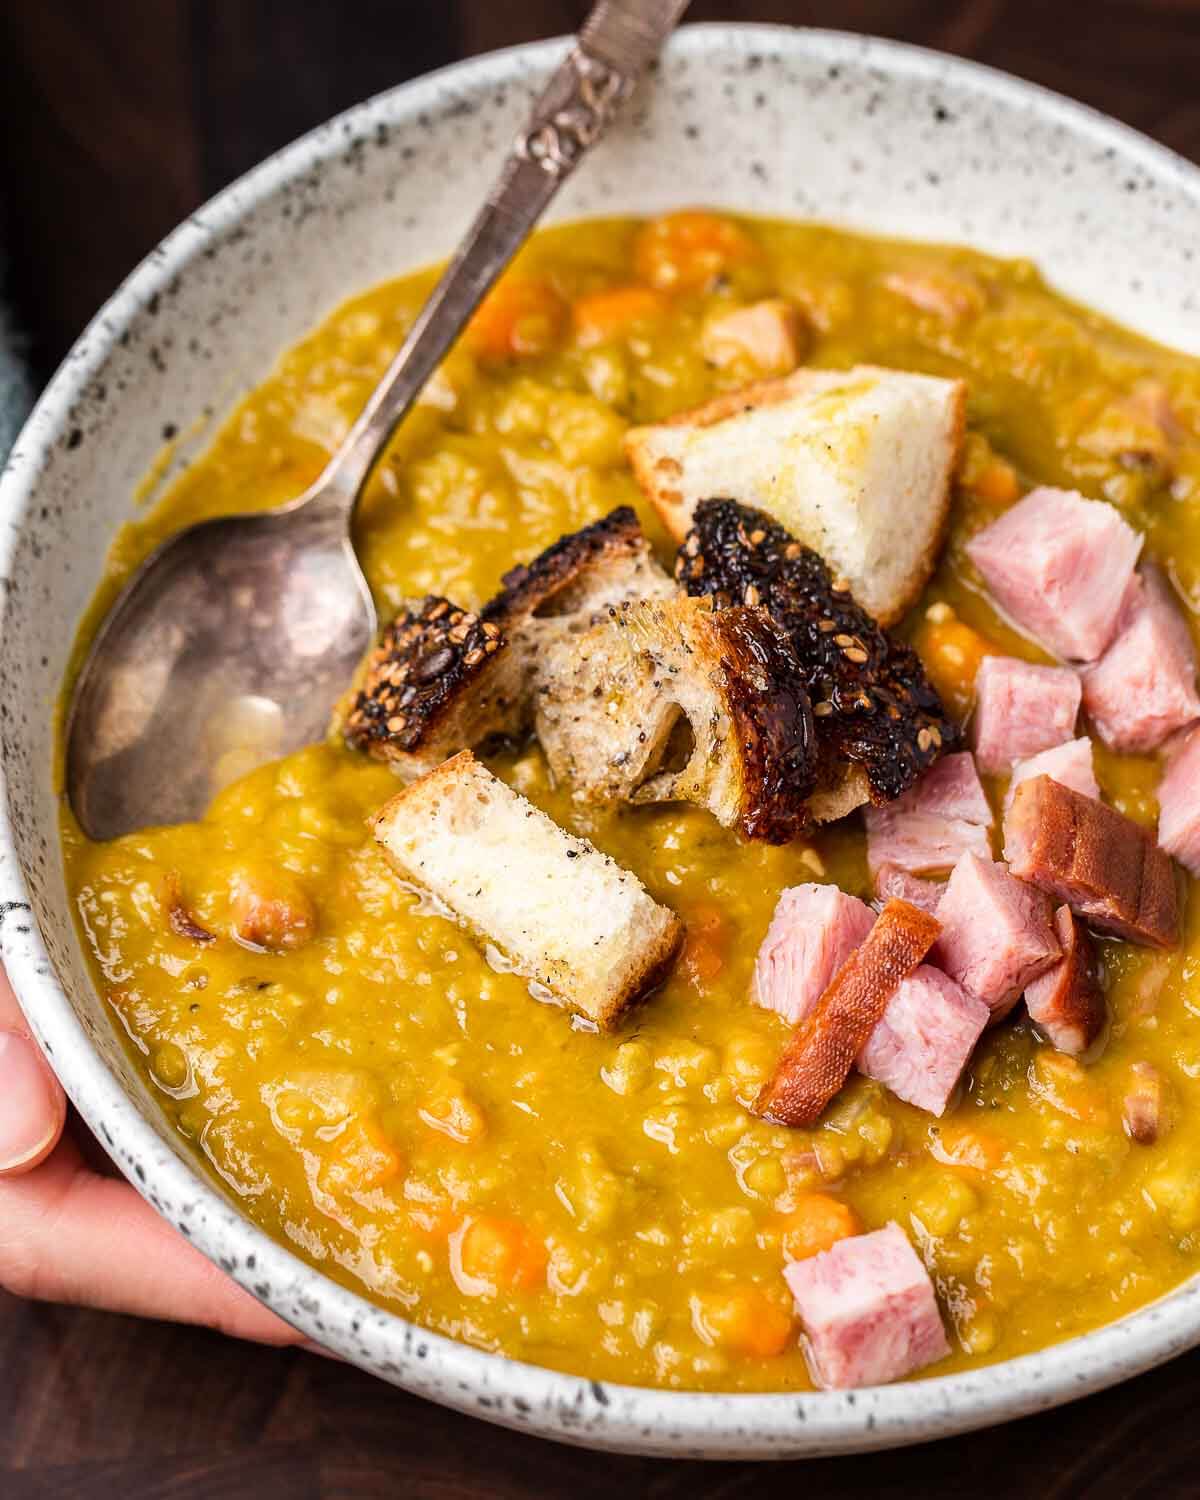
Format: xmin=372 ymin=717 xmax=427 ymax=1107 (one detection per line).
xmin=933 ymin=852 xmax=1061 ymax=1021
xmin=756 ymin=900 xmax=941 ymax=1128
xmin=1082 ymin=567 xmax=1200 ymax=752
xmin=1159 ymin=725 xmax=1200 ymax=876
xmin=700 ymin=298 xmax=805 ymax=374
xmin=1122 ymin=1061 xmax=1167 ymax=1145
xmin=784 ymin=1223 xmax=949 ymax=1389
xmin=865 ymin=808 xmax=991 ymax=877
xmin=1006 ymin=775 xmax=1179 ymax=948
xmin=873 ymin=863 xmax=944 ymax=915
xmin=858 ymin=964 xmax=989 ymax=1115
xmin=752 ymin=884 xmax=876 ymax=1026
xmin=1004 ymin=737 xmax=1099 ymax=813
xmin=972 ymin=656 xmax=1082 ymax=773
xmin=965 ymin=486 xmax=1142 ymax=662
xmin=867 ymin=750 xmax=993 ymax=879
xmin=1023 ymin=906 xmax=1107 ymax=1056
xmin=892 ymin=750 xmax=992 ymax=825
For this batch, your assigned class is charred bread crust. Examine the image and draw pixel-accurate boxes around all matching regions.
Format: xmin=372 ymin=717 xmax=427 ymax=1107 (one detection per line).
xmin=707 ymin=605 xmax=819 ymax=842
xmin=341 ymin=508 xmax=669 ymax=769
xmin=676 ymin=499 xmax=959 ymax=803
xmin=342 ymin=596 xmax=508 ymax=762
xmin=483 ymin=505 xmax=649 ymax=627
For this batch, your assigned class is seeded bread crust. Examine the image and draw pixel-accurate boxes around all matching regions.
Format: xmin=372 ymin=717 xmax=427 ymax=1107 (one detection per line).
xmin=677 ymin=499 xmax=959 ymax=817
xmin=341 ymin=598 xmax=512 ymax=772
xmin=340 ymin=508 xmax=673 ymax=776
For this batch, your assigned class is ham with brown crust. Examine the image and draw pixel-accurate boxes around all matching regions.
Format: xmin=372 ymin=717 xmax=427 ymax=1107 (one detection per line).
xmin=1023 ymin=905 xmax=1107 ymax=1056
xmin=1004 ymin=775 xmax=1179 ymax=949
xmin=755 ymin=898 xmax=942 ymax=1127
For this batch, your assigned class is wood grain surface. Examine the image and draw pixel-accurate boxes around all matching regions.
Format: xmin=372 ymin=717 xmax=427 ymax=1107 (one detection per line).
xmin=3 ymin=2 xmax=1200 ymax=1495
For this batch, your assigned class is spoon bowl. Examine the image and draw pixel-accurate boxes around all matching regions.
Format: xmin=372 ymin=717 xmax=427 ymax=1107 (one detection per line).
xmin=66 ymin=498 xmax=374 ymax=839
xmin=65 ymin=0 xmax=689 ymax=840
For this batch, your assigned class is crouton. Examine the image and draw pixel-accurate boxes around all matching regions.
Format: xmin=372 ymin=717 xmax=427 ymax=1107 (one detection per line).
xmin=372 ymin=751 xmax=682 ymax=1030
xmin=535 ymin=594 xmax=818 ymax=843
xmin=625 ymin=364 xmax=966 ymax=626
xmin=676 ymin=500 xmax=959 ymax=821
xmin=341 ymin=507 xmax=672 ymax=776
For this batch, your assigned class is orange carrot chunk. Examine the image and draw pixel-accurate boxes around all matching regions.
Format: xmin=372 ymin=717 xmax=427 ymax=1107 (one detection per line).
xmin=454 ymin=1215 xmax=547 ymax=1294
xmin=468 ymin=276 xmax=567 ymax=360
xmin=691 ymin=1286 xmax=795 ymax=1359
xmin=572 ymin=284 xmax=668 ymax=346
xmin=780 ymin=1193 xmax=861 ymax=1261
xmin=633 ymin=210 xmax=758 ymax=293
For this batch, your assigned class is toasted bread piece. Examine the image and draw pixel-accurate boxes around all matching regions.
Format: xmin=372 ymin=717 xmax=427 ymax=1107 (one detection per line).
xmin=625 ymin=364 xmax=965 ymax=626
xmin=676 ymin=499 xmax=959 ymax=820
xmin=535 ymin=594 xmax=817 ymax=844
xmin=341 ymin=507 xmax=672 ymax=776
xmin=372 ymin=752 xmax=682 ymax=1029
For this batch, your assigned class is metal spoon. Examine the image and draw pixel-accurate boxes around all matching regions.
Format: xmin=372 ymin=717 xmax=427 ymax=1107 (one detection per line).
xmin=67 ymin=0 xmax=690 ymax=841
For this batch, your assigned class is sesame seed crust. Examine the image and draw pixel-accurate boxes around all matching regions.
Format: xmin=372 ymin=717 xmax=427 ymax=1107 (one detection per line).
xmin=675 ymin=499 xmax=958 ymax=802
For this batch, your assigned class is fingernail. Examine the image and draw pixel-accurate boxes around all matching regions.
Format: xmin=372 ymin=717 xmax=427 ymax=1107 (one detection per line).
xmin=0 ymin=1029 xmax=61 ymax=1171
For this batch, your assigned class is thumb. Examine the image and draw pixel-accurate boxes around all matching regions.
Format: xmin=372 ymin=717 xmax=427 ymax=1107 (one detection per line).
xmin=0 ymin=974 xmax=67 ymax=1176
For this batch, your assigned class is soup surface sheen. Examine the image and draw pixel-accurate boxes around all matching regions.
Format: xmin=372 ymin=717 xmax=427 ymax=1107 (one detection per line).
xmin=62 ymin=216 xmax=1200 ymax=1391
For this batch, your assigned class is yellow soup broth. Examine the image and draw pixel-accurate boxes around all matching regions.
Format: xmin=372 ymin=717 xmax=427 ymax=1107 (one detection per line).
xmin=61 ymin=215 xmax=1200 ymax=1390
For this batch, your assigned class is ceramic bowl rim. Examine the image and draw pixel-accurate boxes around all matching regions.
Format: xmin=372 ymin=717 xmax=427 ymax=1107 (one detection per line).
xmin=3 ymin=23 xmax=1200 ymax=1458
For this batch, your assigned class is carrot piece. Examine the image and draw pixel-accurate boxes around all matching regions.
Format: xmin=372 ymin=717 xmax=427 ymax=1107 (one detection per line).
xmin=780 ymin=1193 xmax=861 ymax=1261
xmin=929 ymin=1125 xmax=1006 ymax=1173
xmin=453 ymin=1215 xmax=547 ymax=1294
xmin=691 ymin=1286 xmax=794 ymax=1359
xmin=633 ymin=210 xmax=758 ymax=293
xmin=572 ymin=284 xmax=668 ymax=346
xmin=755 ymin=899 xmax=942 ymax=1128
xmin=318 ymin=1118 xmax=402 ymax=1196
xmin=970 ymin=458 xmax=1019 ymax=507
xmin=468 ymin=276 xmax=567 ymax=360
xmin=680 ymin=903 xmax=729 ymax=989
xmin=914 ymin=610 xmax=995 ymax=718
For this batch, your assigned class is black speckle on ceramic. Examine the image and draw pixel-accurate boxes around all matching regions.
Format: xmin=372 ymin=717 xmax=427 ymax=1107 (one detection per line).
xmin=2 ymin=25 xmax=1200 ymax=1459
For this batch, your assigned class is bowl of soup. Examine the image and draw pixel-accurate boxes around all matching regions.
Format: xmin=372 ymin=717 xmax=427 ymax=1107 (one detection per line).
xmin=3 ymin=24 xmax=1200 ymax=1458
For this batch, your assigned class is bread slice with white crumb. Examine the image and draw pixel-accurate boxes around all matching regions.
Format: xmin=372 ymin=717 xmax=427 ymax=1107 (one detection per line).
xmin=624 ymin=364 xmax=966 ymax=627
xmin=371 ymin=751 xmax=683 ymax=1030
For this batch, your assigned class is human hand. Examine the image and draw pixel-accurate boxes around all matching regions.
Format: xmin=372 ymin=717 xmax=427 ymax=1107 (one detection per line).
xmin=0 ymin=964 xmax=302 ymax=1344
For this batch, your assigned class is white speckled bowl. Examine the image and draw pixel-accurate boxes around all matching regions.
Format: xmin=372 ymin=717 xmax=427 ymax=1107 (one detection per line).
xmin=2 ymin=25 xmax=1200 ymax=1459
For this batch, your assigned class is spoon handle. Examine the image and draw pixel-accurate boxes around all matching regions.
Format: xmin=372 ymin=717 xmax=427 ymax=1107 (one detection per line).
xmin=309 ymin=0 xmax=692 ymax=518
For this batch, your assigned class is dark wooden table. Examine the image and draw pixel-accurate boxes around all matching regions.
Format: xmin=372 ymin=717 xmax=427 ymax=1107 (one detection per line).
xmin=4 ymin=2 xmax=1200 ymax=1495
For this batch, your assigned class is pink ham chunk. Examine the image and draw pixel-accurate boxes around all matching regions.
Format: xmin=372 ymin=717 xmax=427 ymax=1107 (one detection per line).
xmin=892 ymin=750 xmax=992 ymax=825
xmin=1004 ymin=737 xmax=1099 ymax=813
xmin=933 ymin=852 xmax=1061 ymax=1022
xmin=867 ymin=751 xmax=992 ymax=881
xmin=873 ymin=864 xmax=944 ymax=915
xmin=752 ymin=884 xmax=875 ymax=1026
xmin=1023 ymin=905 xmax=1107 ymax=1057
xmin=866 ymin=809 xmax=990 ymax=877
xmin=965 ymin=486 xmax=1142 ymax=662
xmin=784 ymin=1223 xmax=949 ymax=1389
xmin=972 ymin=656 xmax=1081 ymax=773
xmin=1082 ymin=567 xmax=1200 ymax=752
xmin=1159 ymin=725 xmax=1200 ymax=877
xmin=858 ymin=964 xmax=989 ymax=1115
